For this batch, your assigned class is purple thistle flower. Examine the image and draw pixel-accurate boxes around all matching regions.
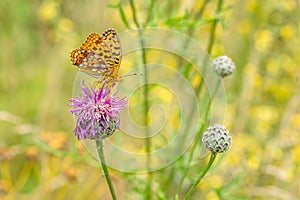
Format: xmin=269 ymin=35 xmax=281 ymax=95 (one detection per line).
xmin=68 ymin=81 xmax=128 ymax=140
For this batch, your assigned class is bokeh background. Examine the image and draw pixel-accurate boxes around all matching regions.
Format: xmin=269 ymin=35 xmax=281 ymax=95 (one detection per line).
xmin=1 ymin=0 xmax=300 ymax=199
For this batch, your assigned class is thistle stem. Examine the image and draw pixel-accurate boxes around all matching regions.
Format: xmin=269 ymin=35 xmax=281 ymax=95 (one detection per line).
xmin=96 ymin=139 xmax=117 ymax=200
xmin=183 ymin=153 xmax=217 ymax=200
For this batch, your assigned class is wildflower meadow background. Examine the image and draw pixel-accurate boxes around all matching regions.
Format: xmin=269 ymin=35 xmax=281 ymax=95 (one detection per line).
xmin=1 ymin=0 xmax=300 ymax=199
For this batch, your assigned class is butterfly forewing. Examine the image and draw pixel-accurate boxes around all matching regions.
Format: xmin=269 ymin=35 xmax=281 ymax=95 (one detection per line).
xmin=70 ymin=28 xmax=122 ymax=83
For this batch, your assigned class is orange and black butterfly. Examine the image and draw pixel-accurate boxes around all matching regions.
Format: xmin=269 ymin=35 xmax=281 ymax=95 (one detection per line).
xmin=70 ymin=28 xmax=122 ymax=83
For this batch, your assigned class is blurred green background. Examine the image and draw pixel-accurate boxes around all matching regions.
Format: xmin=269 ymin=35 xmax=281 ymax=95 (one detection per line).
xmin=1 ymin=0 xmax=300 ymax=199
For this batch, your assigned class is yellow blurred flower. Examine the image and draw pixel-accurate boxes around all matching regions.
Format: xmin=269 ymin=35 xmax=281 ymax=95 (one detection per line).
xmin=254 ymin=30 xmax=273 ymax=52
xmin=288 ymin=67 xmax=299 ymax=81
xmin=238 ymin=20 xmax=252 ymax=35
xmin=25 ymin=146 xmax=39 ymax=160
xmin=190 ymin=75 xmax=201 ymax=89
xmin=63 ymin=166 xmax=78 ymax=181
xmin=211 ymin=43 xmax=224 ymax=56
xmin=40 ymin=131 xmax=69 ymax=150
xmin=251 ymin=105 xmax=278 ymax=135
xmin=253 ymin=75 xmax=262 ymax=89
xmin=227 ymin=134 xmax=261 ymax=168
xmin=282 ymin=0 xmax=296 ymax=11
xmin=266 ymin=59 xmax=280 ymax=77
xmin=0 ymin=146 xmax=16 ymax=161
xmin=247 ymin=155 xmax=260 ymax=170
xmin=58 ymin=18 xmax=73 ymax=33
xmin=246 ymin=0 xmax=259 ymax=12
xmin=292 ymin=146 xmax=300 ymax=164
xmin=279 ymin=54 xmax=297 ymax=78
xmin=208 ymin=175 xmax=223 ymax=189
xmin=244 ymin=63 xmax=261 ymax=89
xmin=280 ymin=25 xmax=294 ymax=40
xmin=155 ymin=87 xmax=173 ymax=103
xmin=269 ymin=148 xmax=283 ymax=162
xmin=197 ymin=180 xmax=209 ymax=191
xmin=206 ymin=191 xmax=219 ymax=200
xmin=291 ymin=114 xmax=300 ymax=130
xmin=38 ymin=1 xmax=58 ymax=21
xmin=271 ymin=82 xmax=293 ymax=103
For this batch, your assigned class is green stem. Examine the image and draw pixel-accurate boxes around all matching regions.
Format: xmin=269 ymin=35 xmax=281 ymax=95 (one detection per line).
xmin=164 ymin=1 xmax=210 ymax=195
xmin=177 ymin=0 xmax=224 ymax=194
xmin=145 ymin=0 xmax=155 ymax=26
xmin=196 ymin=0 xmax=224 ymax=94
xmin=180 ymin=0 xmax=210 ymax=78
xmin=207 ymin=0 xmax=224 ymax=54
xmin=141 ymin=32 xmax=152 ymax=199
xmin=177 ymin=78 xmax=221 ymax=192
xmin=96 ymin=139 xmax=117 ymax=200
xmin=183 ymin=153 xmax=217 ymax=200
xmin=129 ymin=0 xmax=140 ymax=28
xmin=178 ymin=0 xmax=220 ymax=158
xmin=129 ymin=1 xmax=152 ymax=199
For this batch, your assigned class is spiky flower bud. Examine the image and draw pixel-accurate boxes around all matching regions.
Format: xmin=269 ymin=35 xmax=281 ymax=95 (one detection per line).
xmin=202 ymin=124 xmax=232 ymax=153
xmin=212 ymin=55 xmax=236 ymax=77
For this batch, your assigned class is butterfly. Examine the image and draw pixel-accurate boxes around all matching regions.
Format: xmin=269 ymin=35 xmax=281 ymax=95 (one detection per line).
xmin=70 ymin=28 xmax=122 ymax=83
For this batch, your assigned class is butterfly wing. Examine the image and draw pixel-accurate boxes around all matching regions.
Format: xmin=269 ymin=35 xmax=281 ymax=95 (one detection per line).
xmin=70 ymin=29 xmax=122 ymax=83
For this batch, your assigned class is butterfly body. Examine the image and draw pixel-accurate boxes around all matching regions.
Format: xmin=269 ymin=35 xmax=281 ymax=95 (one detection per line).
xmin=70 ymin=29 xmax=122 ymax=83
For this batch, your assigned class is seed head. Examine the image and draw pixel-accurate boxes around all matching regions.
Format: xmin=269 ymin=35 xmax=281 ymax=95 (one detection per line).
xmin=212 ymin=55 xmax=236 ymax=77
xmin=202 ymin=124 xmax=232 ymax=153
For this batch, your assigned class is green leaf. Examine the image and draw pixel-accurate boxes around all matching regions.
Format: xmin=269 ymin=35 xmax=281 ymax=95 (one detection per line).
xmin=221 ymin=18 xmax=227 ymax=30
xmin=20 ymin=169 xmax=39 ymax=193
xmin=174 ymin=194 xmax=179 ymax=200
xmin=119 ymin=6 xmax=131 ymax=29
xmin=165 ymin=16 xmax=216 ymax=28
xmin=157 ymin=185 xmax=168 ymax=200
xmin=107 ymin=3 xmax=120 ymax=9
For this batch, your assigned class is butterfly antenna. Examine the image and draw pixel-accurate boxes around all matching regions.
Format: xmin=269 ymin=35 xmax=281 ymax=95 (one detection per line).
xmin=122 ymin=73 xmax=143 ymax=77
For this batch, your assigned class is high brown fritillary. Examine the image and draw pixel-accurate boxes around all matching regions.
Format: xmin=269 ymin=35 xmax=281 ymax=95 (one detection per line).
xmin=70 ymin=28 xmax=122 ymax=83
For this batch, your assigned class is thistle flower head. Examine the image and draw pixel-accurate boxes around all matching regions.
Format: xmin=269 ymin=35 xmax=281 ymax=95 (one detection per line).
xmin=202 ymin=124 xmax=232 ymax=153
xmin=212 ymin=55 xmax=236 ymax=77
xmin=68 ymin=81 xmax=128 ymax=140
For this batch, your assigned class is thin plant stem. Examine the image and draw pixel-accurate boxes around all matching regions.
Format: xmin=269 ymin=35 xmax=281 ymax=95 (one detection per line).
xmin=196 ymin=0 xmax=224 ymax=94
xmin=145 ymin=0 xmax=155 ymax=26
xmin=207 ymin=0 xmax=224 ymax=54
xmin=183 ymin=152 xmax=217 ymax=200
xmin=180 ymin=0 xmax=210 ymax=78
xmin=177 ymin=0 xmax=224 ymax=194
xmin=141 ymin=32 xmax=152 ymax=200
xmin=96 ymin=139 xmax=117 ymax=200
xmin=162 ymin=1 xmax=210 ymax=194
xmin=177 ymin=78 xmax=221 ymax=192
xmin=176 ymin=0 xmax=223 ymax=160
xmin=129 ymin=0 xmax=152 ymax=199
xmin=177 ymin=0 xmax=220 ymax=154
xmin=129 ymin=0 xmax=140 ymax=28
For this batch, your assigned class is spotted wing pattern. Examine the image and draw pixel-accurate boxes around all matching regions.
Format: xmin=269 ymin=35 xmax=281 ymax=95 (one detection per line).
xmin=70 ymin=28 xmax=122 ymax=83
